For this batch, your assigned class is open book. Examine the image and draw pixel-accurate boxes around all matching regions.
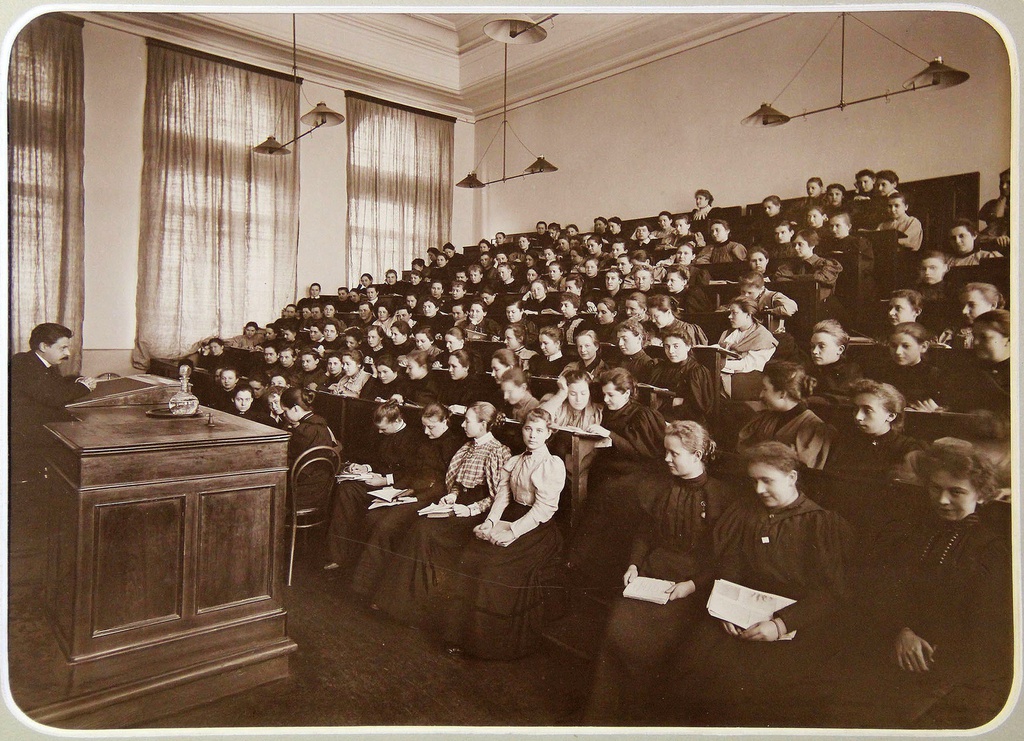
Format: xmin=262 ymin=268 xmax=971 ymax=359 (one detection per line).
xmin=706 ymin=579 xmax=797 ymax=639
xmin=336 ymin=470 xmax=375 ymax=482
xmin=368 ymin=486 xmax=413 ymax=502
xmin=623 ymin=576 xmax=675 ymax=605
xmin=692 ymin=344 xmax=741 ymax=360
xmin=368 ymin=495 xmax=417 ymax=510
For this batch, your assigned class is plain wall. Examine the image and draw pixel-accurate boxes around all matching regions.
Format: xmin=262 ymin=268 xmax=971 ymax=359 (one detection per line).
xmin=468 ymin=11 xmax=1012 ymax=238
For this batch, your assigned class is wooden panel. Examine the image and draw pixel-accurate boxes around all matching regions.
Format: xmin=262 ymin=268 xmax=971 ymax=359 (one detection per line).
xmin=45 ymin=477 xmax=80 ymax=653
xmin=196 ymin=486 xmax=274 ymax=611
xmin=91 ymin=497 xmax=185 ymax=635
xmin=77 ymin=443 xmax=286 ymax=489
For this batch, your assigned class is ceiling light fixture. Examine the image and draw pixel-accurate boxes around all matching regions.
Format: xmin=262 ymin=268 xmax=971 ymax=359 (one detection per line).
xmin=742 ymin=13 xmax=970 ymax=127
xmin=456 ymin=14 xmax=559 ymax=188
xmin=254 ymin=14 xmax=343 ymax=155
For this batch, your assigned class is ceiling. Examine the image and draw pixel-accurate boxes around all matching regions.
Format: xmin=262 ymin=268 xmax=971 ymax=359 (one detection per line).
xmin=80 ymin=11 xmax=782 ymax=121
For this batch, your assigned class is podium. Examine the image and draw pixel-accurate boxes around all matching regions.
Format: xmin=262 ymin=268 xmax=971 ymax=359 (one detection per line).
xmin=28 ymin=404 xmax=296 ymax=728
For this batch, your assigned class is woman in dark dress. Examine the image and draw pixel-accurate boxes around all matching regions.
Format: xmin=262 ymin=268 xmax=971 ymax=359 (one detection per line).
xmin=437 ymin=349 xmax=492 ymax=408
xmin=586 ymin=422 xmax=732 ymax=724
xmin=358 ymin=353 xmax=401 ymax=401
xmin=646 ymin=324 xmax=716 ymax=426
xmin=825 ymin=379 xmax=921 ymax=479
xmin=834 ymin=442 xmax=1012 ymax=728
xmin=349 ymin=403 xmax=464 ymax=598
xmin=372 ymin=402 xmax=511 ymax=628
xmin=282 ymin=386 xmax=337 ymax=511
xmin=669 ymin=441 xmax=852 ymax=727
xmin=866 ymin=322 xmax=945 ymax=409
xmin=567 ymin=367 xmax=667 ymax=587
xmin=324 ymin=400 xmax=420 ymax=570
xmin=442 ymin=408 xmax=567 ymax=659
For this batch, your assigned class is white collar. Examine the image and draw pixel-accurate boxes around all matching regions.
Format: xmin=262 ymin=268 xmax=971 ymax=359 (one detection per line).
xmin=34 ymin=352 xmax=53 ymax=368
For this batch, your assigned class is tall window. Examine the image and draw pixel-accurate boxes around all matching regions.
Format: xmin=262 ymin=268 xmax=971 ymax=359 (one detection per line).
xmin=8 ymin=14 xmax=85 ymax=370
xmin=345 ymin=93 xmax=453 ymax=284
xmin=133 ymin=42 xmax=299 ymax=365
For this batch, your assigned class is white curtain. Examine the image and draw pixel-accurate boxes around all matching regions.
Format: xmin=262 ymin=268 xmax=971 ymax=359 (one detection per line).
xmin=133 ymin=42 xmax=299 ymax=365
xmin=7 ymin=14 xmax=85 ymax=372
xmin=345 ymin=94 xmax=453 ymax=284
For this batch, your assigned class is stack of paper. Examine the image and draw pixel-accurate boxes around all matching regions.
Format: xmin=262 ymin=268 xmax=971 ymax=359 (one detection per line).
xmin=622 ymin=576 xmax=675 ymax=605
xmin=368 ymin=496 xmax=417 ymax=510
xmin=418 ymin=502 xmax=455 ymax=518
xmin=706 ymin=579 xmax=797 ymax=639
xmin=337 ymin=470 xmax=374 ymax=482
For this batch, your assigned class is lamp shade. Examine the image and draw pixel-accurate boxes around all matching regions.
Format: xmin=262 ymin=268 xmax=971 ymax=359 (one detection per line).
xmin=300 ymin=102 xmax=345 ymax=127
xmin=483 ymin=17 xmax=549 ymax=45
xmin=253 ymin=135 xmax=291 ymax=155
xmin=903 ymin=57 xmax=970 ymax=90
xmin=524 ymin=156 xmax=557 ymax=174
xmin=456 ymin=172 xmax=486 ymax=189
xmin=741 ymin=103 xmax=791 ymax=127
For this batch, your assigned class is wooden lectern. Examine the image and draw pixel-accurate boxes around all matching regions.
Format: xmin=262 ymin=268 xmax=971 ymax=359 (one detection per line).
xmin=29 ymin=402 xmax=296 ymax=728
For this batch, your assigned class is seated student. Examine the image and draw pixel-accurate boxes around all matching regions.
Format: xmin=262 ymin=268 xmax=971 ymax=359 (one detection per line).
xmin=593 ymin=298 xmax=622 ymax=344
xmin=539 ymin=369 xmax=604 ymax=431
xmin=563 ymin=328 xmax=610 ymax=378
xmin=461 ymin=300 xmax=500 ymax=341
xmin=305 ymin=322 xmax=327 ymax=356
xmin=653 ymin=210 xmax=678 ymax=247
xmin=630 ymin=265 xmax=656 ymax=295
xmin=228 ymin=321 xmax=263 ymax=351
xmin=503 ymin=324 xmax=538 ymax=370
xmin=448 ymin=280 xmax=470 ymax=315
xmin=736 ymin=361 xmax=835 ymax=470
xmin=668 ymin=442 xmax=852 ymax=727
xmin=866 ymin=322 xmax=945 ymax=410
xmin=228 ymin=384 xmax=268 ymax=425
xmin=614 ymin=319 xmax=656 ymax=384
xmin=197 ymin=336 xmax=228 ymax=373
xmin=439 ymin=349 xmax=492 ymax=408
xmin=655 ymin=241 xmax=710 ymax=288
xmin=886 ymin=288 xmax=924 ymax=331
xmin=523 ymin=279 xmax=560 ymax=314
xmin=694 ymin=219 xmax=747 ymax=264
xmin=835 ymin=441 xmax=1011 ymax=729
xmin=567 ymin=368 xmax=667 ymax=585
xmin=828 ymin=211 xmax=876 ymax=302
xmin=324 ymin=400 xmax=422 ymax=571
xmin=490 ymin=348 xmax=519 ymax=387
xmin=503 ymin=299 xmax=539 ymax=347
xmin=746 ymin=246 xmax=774 ymax=283
xmin=914 ymin=250 xmax=961 ymax=337
xmin=297 ymin=347 xmax=329 ymax=390
xmin=359 ymin=353 xmax=401 ymax=401
xmin=946 ymin=218 xmax=1004 ymax=266
xmin=349 ymin=402 xmax=465 ymax=600
xmin=394 ymin=349 xmax=440 ymax=406
xmin=629 ymin=222 xmax=658 ymax=253
xmin=546 ymin=259 xmax=569 ymax=294
xmin=752 ymin=195 xmax=784 ymax=248
xmin=877 ymin=191 xmax=924 ymax=253
xmin=663 ymin=266 xmax=713 ymax=314
xmin=804 ymin=204 xmax=831 ymax=247
xmin=824 ymin=379 xmax=921 ymax=479
xmin=419 ymin=297 xmax=450 ymax=336
xmin=363 ymin=325 xmax=393 ymax=367
xmin=717 ymin=297 xmax=779 ymax=396
xmin=823 ymin=182 xmax=847 ymax=217
xmin=261 ymin=341 xmax=282 ymax=378
xmin=774 ymin=229 xmax=843 ymax=303
xmin=647 ymin=294 xmax=708 ymax=347
xmin=600 ymin=267 xmax=626 ymax=305
xmin=330 ymin=349 xmax=372 ymax=398
xmin=806 ymin=320 xmax=861 ymax=402
xmin=647 ymin=324 xmax=716 ymax=426
xmin=247 ymin=370 xmax=272 ymax=414
xmin=688 ymin=188 xmax=718 ymax=240
xmin=530 ymin=325 xmax=572 ymax=377
xmin=319 ymin=352 xmax=346 ymax=392
xmin=321 ymin=318 xmax=344 ymax=353
xmin=737 ymin=270 xmax=798 ymax=334
xmin=978 ymin=167 xmax=1010 ymax=250
xmin=407 ymin=270 xmax=426 ymax=298
xmin=206 ymin=364 xmax=242 ymax=412
xmin=556 ymin=292 xmax=592 ymax=347
xmin=372 ymin=402 xmax=511 ymax=627
xmin=770 ymin=218 xmax=799 ymax=260
xmin=442 ymin=408 xmax=567 ymax=660
xmin=621 ymin=292 xmax=657 ymax=335
xmin=939 ymin=282 xmax=1003 ymax=350
xmin=441 ymin=325 xmax=471 ymax=367
xmin=282 ymin=385 xmax=336 ymax=480
xmin=411 ymin=325 xmax=443 ymax=365
xmin=947 ymin=309 xmax=1011 ymax=416
xmin=389 ymin=319 xmax=415 ymax=356
xmin=850 ymin=169 xmax=884 ymax=229
xmin=586 ymin=421 xmax=731 ymax=725
xmin=498 ymin=367 xmax=541 ymax=422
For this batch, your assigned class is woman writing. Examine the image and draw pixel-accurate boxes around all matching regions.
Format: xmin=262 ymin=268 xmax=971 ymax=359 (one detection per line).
xmin=717 ymin=297 xmax=778 ymax=396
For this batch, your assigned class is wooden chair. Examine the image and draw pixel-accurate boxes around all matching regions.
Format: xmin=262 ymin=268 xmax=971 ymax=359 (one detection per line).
xmin=287 ymin=444 xmax=342 ymax=586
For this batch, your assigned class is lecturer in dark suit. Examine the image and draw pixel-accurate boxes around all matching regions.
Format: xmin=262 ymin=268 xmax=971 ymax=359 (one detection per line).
xmin=10 ymin=323 xmax=98 ymax=452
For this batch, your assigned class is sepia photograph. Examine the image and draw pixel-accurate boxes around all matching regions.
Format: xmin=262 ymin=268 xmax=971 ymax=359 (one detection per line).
xmin=3 ymin=0 xmax=1020 ymax=737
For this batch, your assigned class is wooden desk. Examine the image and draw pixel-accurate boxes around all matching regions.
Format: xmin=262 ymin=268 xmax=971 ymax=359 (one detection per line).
xmin=32 ymin=406 xmax=296 ymax=728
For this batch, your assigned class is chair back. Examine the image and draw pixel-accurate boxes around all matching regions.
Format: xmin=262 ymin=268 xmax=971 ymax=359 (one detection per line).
xmin=290 ymin=445 xmax=342 ymax=508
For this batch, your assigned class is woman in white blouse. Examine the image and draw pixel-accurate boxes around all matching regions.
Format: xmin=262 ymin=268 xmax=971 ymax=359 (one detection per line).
xmin=443 ymin=408 xmax=567 ymax=659
xmin=717 ymin=296 xmax=778 ymax=396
